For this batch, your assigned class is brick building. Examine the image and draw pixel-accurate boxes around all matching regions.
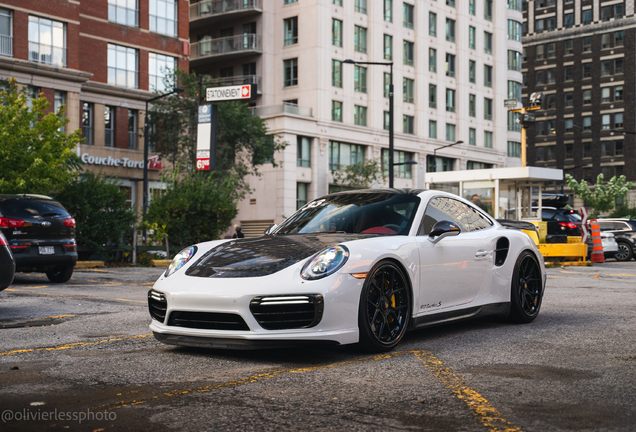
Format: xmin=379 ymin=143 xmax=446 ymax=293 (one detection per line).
xmin=0 ymin=0 xmax=189 ymax=210
xmin=522 ymin=0 xmax=636 ymax=202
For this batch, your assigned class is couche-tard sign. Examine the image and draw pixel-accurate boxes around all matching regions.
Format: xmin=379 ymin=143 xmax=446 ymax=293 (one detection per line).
xmin=80 ymin=153 xmax=162 ymax=170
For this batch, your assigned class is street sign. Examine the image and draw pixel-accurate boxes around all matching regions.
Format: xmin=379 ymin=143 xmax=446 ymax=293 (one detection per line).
xmin=580 ymin=207 xmax=589 ymax=243
xmin=206 ymin=84 xmax=257 ymax=102
xmin=504 ymin=99 xmax=518 ymax=108
xmin=196 ymin=104 xmax=217 ymax=171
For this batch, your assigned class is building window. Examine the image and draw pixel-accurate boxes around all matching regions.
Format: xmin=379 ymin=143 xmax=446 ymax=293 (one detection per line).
xmin=403 ymin=3 xmax=414 ymax=29
xmin=484 ymin=0 xmax=493 ymax=21
xmin=508 ymin=50 xmax=522 ymax=71
xmin=582 ymin=63 xmax=591 ymax=79
xmin=583 ymin=116 xmax=592 ymax=132
xmin=332 ymin=19 xmax=342 ymax=47
xmin=602 ymin=33 xmax=611 ymax=49
xmin=403 ymin=115 xmax=414 ymax=134
xmin=429 ymin=48 xmax=437 ymax=73
xmin=508 ymin=19 xmax=522 ymax=41
xmin=149 ymin=52 xmax=176 ymax=92
xmin=469 ymin=0 xmax=476 ymax=15
xmin=285 ymin=0 xmax=298 ymax=4
xmin=109 ymin=0 xmax=139 ymax=27
xmin=332 ymin=101 xmax=342 ymax=122
xmin=429 ymin=84 xmax=437 ymax=108
xmin=446 ymin=18 xmax=455 ymax=42
xmin=469 ymin=26 xmax=476 ymax=49
xmin=615 ymin=140 xmax=624 ymax=156
xmin=484 ymin=65 xmax=492 ymax=87
xmin=384 ymin=0 xmax=393 ymax=22
xmin=403 ymin=78 xmax=414 ymax=103
xmin=563 ymin=65 xmax=572 ymax=81
xmin=565 ymin=118 xmax=573 ymax=133
xmin=384 ymin=73 xmax=390 ymax=98
xmin=429 ymin=120 xmax=437 ymax=139
xmin=384 ymin=111 xmax=390 ymax=130
xmin=446 ymin=88 xmax=455 ymax=112
xmin=429 ymin=12 xmax=437 ymax=36
xmin=354 ymin=26 xmax=367 ymax=53
xmin=28 ymin=16 xmax=66 ymax=67
xmin=446 ymin=123 xmax=456 ymax=142
xmin=602 ymin=88 xmax=611 ymax=103
xmin=602 ymin=3 xmax=624 ymax=21
xmin=565 ymin=144 xmax=573 ymax=159
xmin=105 ymin=106 xmax=115 ymax=148
xmin=615 ymin=113 xmax=624 ymax=129
xmin=583 ymin=141 xmax=591 ymax=158
xmin=508 ymin=141 xmax=521 ymax=158
xmin=469 ymin=128 xmax=476 ymax=145
xmin=615 ymin=31 xmax=624 ymax=47
xmin=484 ymin=131 xmax=493 ymax=148
xmin=546 ymin=43 xmax=555 ymax=58
xmin=582 ymin=9 xmax=592 ymax=25
xmin=583 ymin=89 xmax=591 ymax=105
xmin=354 ymin=66 xmax=367 ymax=93
xmin=384 ymin=34 xmax=392 ymax=60
xmin=297 ymin=136 xmax=311 ymax=167
xmin=297 ymin=183 xmax=309 ymax=210
xmin=128 ymin=110 xmax=137 ymax=150
xmin=382 ymin=150 xmax=413 ymax=178
xmin=547 ymin=68 xmax=556 ymax=83
xmin=564 ymin=39 xmax=573 ymax=54
xmin=284 ymin=17 xmax=298 ymax=45
xmin=0 ymin=7 xmax=12 ymax=57
xmin=615 ymin=85 xmax=624 ymax=101
xmin=403 ymin=41 xmax=414 ymax=66
xmin=329 ymin=141 xmax=365 ymax=170
xmin=601 ymin=60 xmax=612 ymax=76
xmin=354 ymin=105 xmax=367 ymax=126
xmin=284 ymin=58 xmax=298 ymax=86
xmin=332 ymin=60 xmax=342 ymax=87
xmin=354 ymin=0 xmax=367 ymax=14
xmin=615 ymin=58 xmax=623 ymax=74
xmin=535 ymin=70 xmax=544 ymax=85
xmin=545 ymin=94 xmax=556 ymax=109
xmin=469 ymin=94 xmax=476 ymax=117
xmin=446 ymin=53 xmax=455 ymax=77
xmin=82 ymin=102 xmax=93 ymax=145
xmin=107 ymin=44 xmax=138 ymax=88
xmin=149 ymin=0 xmax=177 ymax=37
xmin=469 ymin=60 xmax=476 ymax=83
xmin=564 ymin=12 xmax=573 ymax=28
xmin=484 ymin=98 xmax=493 ymax=121
xmin=484 ymin=32 xmax=492 ymax=54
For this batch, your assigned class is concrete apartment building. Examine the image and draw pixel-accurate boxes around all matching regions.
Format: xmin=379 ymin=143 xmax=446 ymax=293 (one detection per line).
xmin=0 ymin=0 xmax=189 ymax=210
xmin=522 ymin=0 xmax=636 ymax=203
xmin=190 ymin=0 xmax=525 ymax=236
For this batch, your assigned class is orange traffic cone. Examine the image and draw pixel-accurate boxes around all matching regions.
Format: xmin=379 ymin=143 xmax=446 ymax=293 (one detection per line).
xmin=589 ymin=220 xmax=605 ymax=263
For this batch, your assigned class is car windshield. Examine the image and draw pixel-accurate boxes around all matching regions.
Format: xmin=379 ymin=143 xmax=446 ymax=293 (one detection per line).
xmin=0 ymin=198 xmax=69 ymax=219
xmin=274 ymin=192 xmax=421 ymax=236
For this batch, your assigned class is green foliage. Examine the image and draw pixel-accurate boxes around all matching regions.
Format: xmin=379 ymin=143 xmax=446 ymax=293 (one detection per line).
xmin=565 ymin=173 xmax=633 ymax=218
xmin=54 ymin=172 xmax=137 ymax=259
xmin=144 ymin=170 xmax=240 ymax=246
xmin=0 ymin=78 xmax=82 ymax=194
xmin=331 ymin=160 xmax=386 ymax=191
xmin=609 ymin=205 xmax=636 ymax=219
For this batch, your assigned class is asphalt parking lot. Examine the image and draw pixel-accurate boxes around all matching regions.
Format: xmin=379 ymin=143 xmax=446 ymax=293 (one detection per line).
xmin=0 ymin=261 xmax=635 ymax=431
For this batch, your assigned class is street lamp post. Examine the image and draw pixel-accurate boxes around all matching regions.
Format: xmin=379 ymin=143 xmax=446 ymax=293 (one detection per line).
xmin=142 ymin=87 xmax=184 ymax=220
xmin=343 ymin=59 xmax=395 ymax=187
xmin=431 ymin=141 xmax=464 ymax=172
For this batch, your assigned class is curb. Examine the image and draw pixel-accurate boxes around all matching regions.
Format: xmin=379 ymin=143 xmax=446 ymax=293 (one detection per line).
xmin=75 ymin=261 xmax=106 ymax=269
xmin=150 ymin=259 xmax=171 ymax=268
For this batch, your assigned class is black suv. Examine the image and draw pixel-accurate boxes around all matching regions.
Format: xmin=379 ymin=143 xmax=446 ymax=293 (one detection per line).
xmin=597 ymin=218 xmax=636 ymax=261
xmin=542 ymin=207 xmax=582 ymax=240
xmin=0 ymin=194 xmax=77 ymax=282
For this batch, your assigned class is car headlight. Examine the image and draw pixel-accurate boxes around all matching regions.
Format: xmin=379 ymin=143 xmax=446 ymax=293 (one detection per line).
xmin=301 ymin=245 xmax=349 ymax=280
xmin=165 ymin=246 xmax=197 ymax=278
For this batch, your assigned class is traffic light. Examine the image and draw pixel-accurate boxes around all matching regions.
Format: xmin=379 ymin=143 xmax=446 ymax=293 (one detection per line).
xmin=529 ymin=92 xmax=544 ymax=108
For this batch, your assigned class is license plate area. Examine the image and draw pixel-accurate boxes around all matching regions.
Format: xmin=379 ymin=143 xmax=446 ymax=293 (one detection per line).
xmin=39 ymin=246 xmax=55 ymax=255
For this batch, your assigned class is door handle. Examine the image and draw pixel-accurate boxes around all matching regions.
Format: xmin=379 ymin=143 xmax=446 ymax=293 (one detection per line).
xmin=475 ymin=250 xmax=489 ymax=259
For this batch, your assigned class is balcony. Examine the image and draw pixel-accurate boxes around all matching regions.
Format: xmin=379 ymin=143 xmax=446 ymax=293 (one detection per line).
xmin=29 ymin=42 xmax=66 ymax=68
xmin=207 ymin=74 xmax=262 ymax=93
xmin=251 ymin=103 xmax=313 ymax=118
xmin=0 ymin=34 xmax=12 ymax=57
xmin=191 ymin=34 xmax=261 ymax=65
xmin=190 ymin=0 xmax=262 ymax=28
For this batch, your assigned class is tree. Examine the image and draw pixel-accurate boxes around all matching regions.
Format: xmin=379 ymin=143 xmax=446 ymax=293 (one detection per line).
xmin=0 ymin=78 xmax=82 ymax=194
xmin=565 ymin=173 xmax=633 ymax=218
xmin=54 ymin=172 xmax=137 ymax=260
xmin=144 ymin=171 xmax=240 ymax=246
xmin=331 ymin=160 xmax=386 ymax=192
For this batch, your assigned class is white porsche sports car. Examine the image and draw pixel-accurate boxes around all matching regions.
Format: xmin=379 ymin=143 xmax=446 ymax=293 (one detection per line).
xmin=149 ymin=189 xmax=546 ymax=352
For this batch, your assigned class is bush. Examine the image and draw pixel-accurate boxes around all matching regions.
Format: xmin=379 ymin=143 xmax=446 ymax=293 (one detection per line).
xmin=144 ymin=172 xmax=239 ymax=246
xmin=609 ymin=205 xmax=636 ymax=219
xmin=55 ymin=172 xmax=137 ymax=260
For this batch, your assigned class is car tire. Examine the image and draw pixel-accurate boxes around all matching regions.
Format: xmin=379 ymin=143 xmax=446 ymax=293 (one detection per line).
xmin=507 ymin=251 xmax=543 ymax=324
xmin=358 ymin=260 xmax=411 ymax=352
xmin=46 ymin=265 xmax=74 ymax=283
xmin=614 ymin=241 xmax=633 ymax=262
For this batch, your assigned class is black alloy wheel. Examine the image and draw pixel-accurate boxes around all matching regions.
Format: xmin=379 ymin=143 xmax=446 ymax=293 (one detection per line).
xmin=508 ymin=251 xmax=543 ymax=323
xmin=358 ymin=261 xmax=411 ymax=352
xmin=614 ymin=241 xmax=633 ymax=262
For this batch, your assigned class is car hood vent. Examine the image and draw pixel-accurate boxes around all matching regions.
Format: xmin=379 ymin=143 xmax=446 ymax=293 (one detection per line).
xmin=185 ymin=234 xmax=374 ymax=278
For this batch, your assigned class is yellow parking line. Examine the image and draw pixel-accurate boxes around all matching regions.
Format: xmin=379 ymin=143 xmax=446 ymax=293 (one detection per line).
xmin=0 ymin=334 xmax=152 ymax=357
xmin=414 ymin=351 xmax=523 ymax=432
xmin=4 ymin=288 xmax=146 ymax=304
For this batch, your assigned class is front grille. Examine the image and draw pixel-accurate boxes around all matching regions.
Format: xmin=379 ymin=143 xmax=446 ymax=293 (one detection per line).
xmin=148 ymin=290 xmax=167 ymax=323
xmin=167 ymin=311 xmax=250 ymax=331
xmin=250 ymin=295 xmax=324 ymax=330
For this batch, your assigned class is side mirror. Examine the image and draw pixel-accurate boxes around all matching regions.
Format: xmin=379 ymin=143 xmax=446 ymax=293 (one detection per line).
xmin=264 ymin=224 xmax=278 ymax=235
xmin=428 ymin=220 xmax=461 ymax=244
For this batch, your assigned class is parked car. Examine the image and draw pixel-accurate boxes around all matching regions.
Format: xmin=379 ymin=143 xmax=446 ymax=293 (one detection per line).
xmin=596 ymin=218 xmax=636 ymax=261
xmin=541 ymin=207 xmax=582 ymax=240
xmin=149 ymin=189 xmax=546 ymax=352
xmin=0 ymin=231 xmax=15 ymax=291
xmin=0 ymin=194 xmax=77 ymax=283
xmin=586 ymin=230 xmax=619 ymax=260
